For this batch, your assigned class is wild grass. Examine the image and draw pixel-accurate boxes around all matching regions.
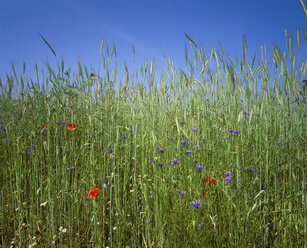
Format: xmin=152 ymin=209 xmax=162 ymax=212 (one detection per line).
xmin=0 ymin=29 xmax=306 ymax=247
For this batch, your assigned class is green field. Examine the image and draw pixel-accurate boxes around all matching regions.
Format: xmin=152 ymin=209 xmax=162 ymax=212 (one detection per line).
xmin=0 ymin=29 xmax=306 ymax=247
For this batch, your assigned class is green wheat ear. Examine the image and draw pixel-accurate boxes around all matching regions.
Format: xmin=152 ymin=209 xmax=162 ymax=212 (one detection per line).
xmin=38 ymin=32 xmax=57 ymax=57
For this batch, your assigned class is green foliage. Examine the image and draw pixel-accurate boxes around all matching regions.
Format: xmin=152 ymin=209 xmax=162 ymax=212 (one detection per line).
xmin=0 ymin=31 xmax=306 ymax=247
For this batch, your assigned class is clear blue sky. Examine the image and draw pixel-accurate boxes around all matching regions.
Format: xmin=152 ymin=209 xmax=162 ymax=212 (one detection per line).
xmin=0 ymin=0 xmax=306 ymax=88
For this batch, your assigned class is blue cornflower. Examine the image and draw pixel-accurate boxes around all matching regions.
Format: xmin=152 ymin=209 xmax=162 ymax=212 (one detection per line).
xmin=108 ymin=148 xmax=114 ymax=152
xmin=65 ymin=149 xmax=70 ymax=152
xmin=156 ymin=146 xmax=160 ymax=150
xmin=243 ymin=112 xmax=250 ymax=118
xmin=224 ymin=171 xmax=232 ymax=177
xmin=179 ymin=191 xmax=186 ymax=198
xmin=192 ymin=127 xmax=198 ymax=132
xmin=90 ymin=132 xmax=95 ymax=135
xmin=196 ymin=165 xmax=204 ymax=170
xmin=194 ymin=146 xmax=201 ymax=150
xmin=165 ymin=129 xmax=169 ymax=133
xmin=224 ymin=176 xmax=232 ymax=182
xmin=122 ymin=136 xmax=128 ymax=140
xmin=60 ymin=121 xmax=67 ymax=124
xmin=158 ymin=163 xmax=165 ymax=167
xmin=159 ymin=149 xmax=166 ymax=153
xmin=198 ymin=222 xmax=204 ymax=230
xmin=184 ymin=150 xmax=192 ymax=154
xmin=276 ymin=141 xmax=284 ymax=145
xmin=151 ymin=159 xmax=156 ymax=163
xmin=247 ymin=168 xmax=256 ymax=172
xmin=103 ymin=182 xmax=110 ymax=188
xmin=25 ymin=151 xmax=31 ymax=156
xmin=6 ymin=139 xmax=11 ymax=142
xmin=66 ymin=166 xmax=74 ymax=170
xmin=168 ymin=137 xmax=174 ymax=141
xmin=181 ymin=140 xmax=188 ymax=145
xmin=228 ymin=129 xmax=234 ymax=133
xmin=191 ymin=199 xmax=202 ymax=208
xmin=171 ymin=158 xmax=179 ymax=164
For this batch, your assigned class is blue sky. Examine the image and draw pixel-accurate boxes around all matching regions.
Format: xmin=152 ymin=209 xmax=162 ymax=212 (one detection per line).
xmin=0 ymin=0 xmax=306 ymax=88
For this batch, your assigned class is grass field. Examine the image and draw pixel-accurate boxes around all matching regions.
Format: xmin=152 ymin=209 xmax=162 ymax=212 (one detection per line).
xmin=0 ymin=29 xmax=306 ymax=247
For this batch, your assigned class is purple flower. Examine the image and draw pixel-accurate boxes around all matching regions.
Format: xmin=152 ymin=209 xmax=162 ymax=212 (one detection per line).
xmin=103 ymin=182 xmax=109 ymax=188
xmin=90 ymin=132 xmax=95 ymax=135
xmin=228 ymin=129 xmax=234 ymax=133
xmin=224 ymin=176 xmax=232 ymax=182
xmin=243 ymin=112 xmax=250 ymax=118
xmin=198 ymin=222 xmax=204 ymax=230
xmin=247 ymin=168 xmax=256 ymax=172
xmin=159 ymin=149 xmax=166 ymax=153
xmin=210 ymin=126 xmax=216 ymax=129
xmin=65 ymin=149 xmax=70 ymax=152
xmin=151 ymin=159 xmax=156 ymax=163
xmin=60 ymin=121 xmax=67 ymax=124
xmin=25 ymin=151 xmax=31 ymax=156
xmin=249 ymin=197 xmax=254 ymax=201
xmin=108 ymin=148 xmax=114 ymax=152
xmin=179 ymin=191 xmax=186 ymax=198
xmin=195 ymin=165 xmax=204 ymax=170
xmin=192 ymin=127 xmax=198 ymax=132
xmin=194 ymin=146 xmax=201 ymax=150
xmin=171 ymin=158 xmax=179 ymax=164
xmin=224 ymin=171 xmax=232 ymax=177
xmin=184 ymin=150 xmax=192 ymax=154
xmin=148 ymin=219 xmax=153 ymax=224
xmin=122 ymin=136 xmax=128 ymax=140
xmin=180 ymin=140 xmax=188 ymax=145
xmin=164 ymin=129 xmax=169 ymax=133
xmin=168 ymin=137 xmax=174 ymax=141
xmin=66 ymin=166 xmax=74 ymax=170
xmin=233 ymin=130 xmax=240 ymax=134
xmin=156 ymin=146 xmax=160 ymax=150
xmin=158 ymin=163 xmax=165 ymax=167
xmin=191 ymin=199 xmax=202 ymax=208
xmin=6 ymin=139 xmax=11 ymax=142
xmin=276 ymin=141 xmax=284 ymax=145
xmin=129 ymin=130 xmax=134 ymax=134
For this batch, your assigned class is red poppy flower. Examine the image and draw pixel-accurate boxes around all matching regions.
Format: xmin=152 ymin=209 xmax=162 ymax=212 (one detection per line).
xmin=211 ymin=179 xmax=217 ymax=185
xmin=88 ymin=188 xmax=100 ymax=199
xmin=205 ymin=176 xmax=217 ymax=185
xmin=42 ymin=125 xmax=47 ymax=129
xmin=67 ymin=122 xmax=77 ymax=131
xmin=205 ymin=176 xmax=212 ymax=183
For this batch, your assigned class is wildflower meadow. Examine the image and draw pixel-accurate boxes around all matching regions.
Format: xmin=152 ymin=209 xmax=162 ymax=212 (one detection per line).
xmin=0 ymin=20 xmax=306 ymax=248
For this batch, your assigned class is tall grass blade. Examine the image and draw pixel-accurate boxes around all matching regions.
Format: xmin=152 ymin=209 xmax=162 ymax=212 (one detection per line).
xmin=184 ymin=33 xmax=198 ymax=48
xmin=300 ymin=0 xmax=307 ymax=20
xmin=38 ymin=32 xmax=57 ymax=57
